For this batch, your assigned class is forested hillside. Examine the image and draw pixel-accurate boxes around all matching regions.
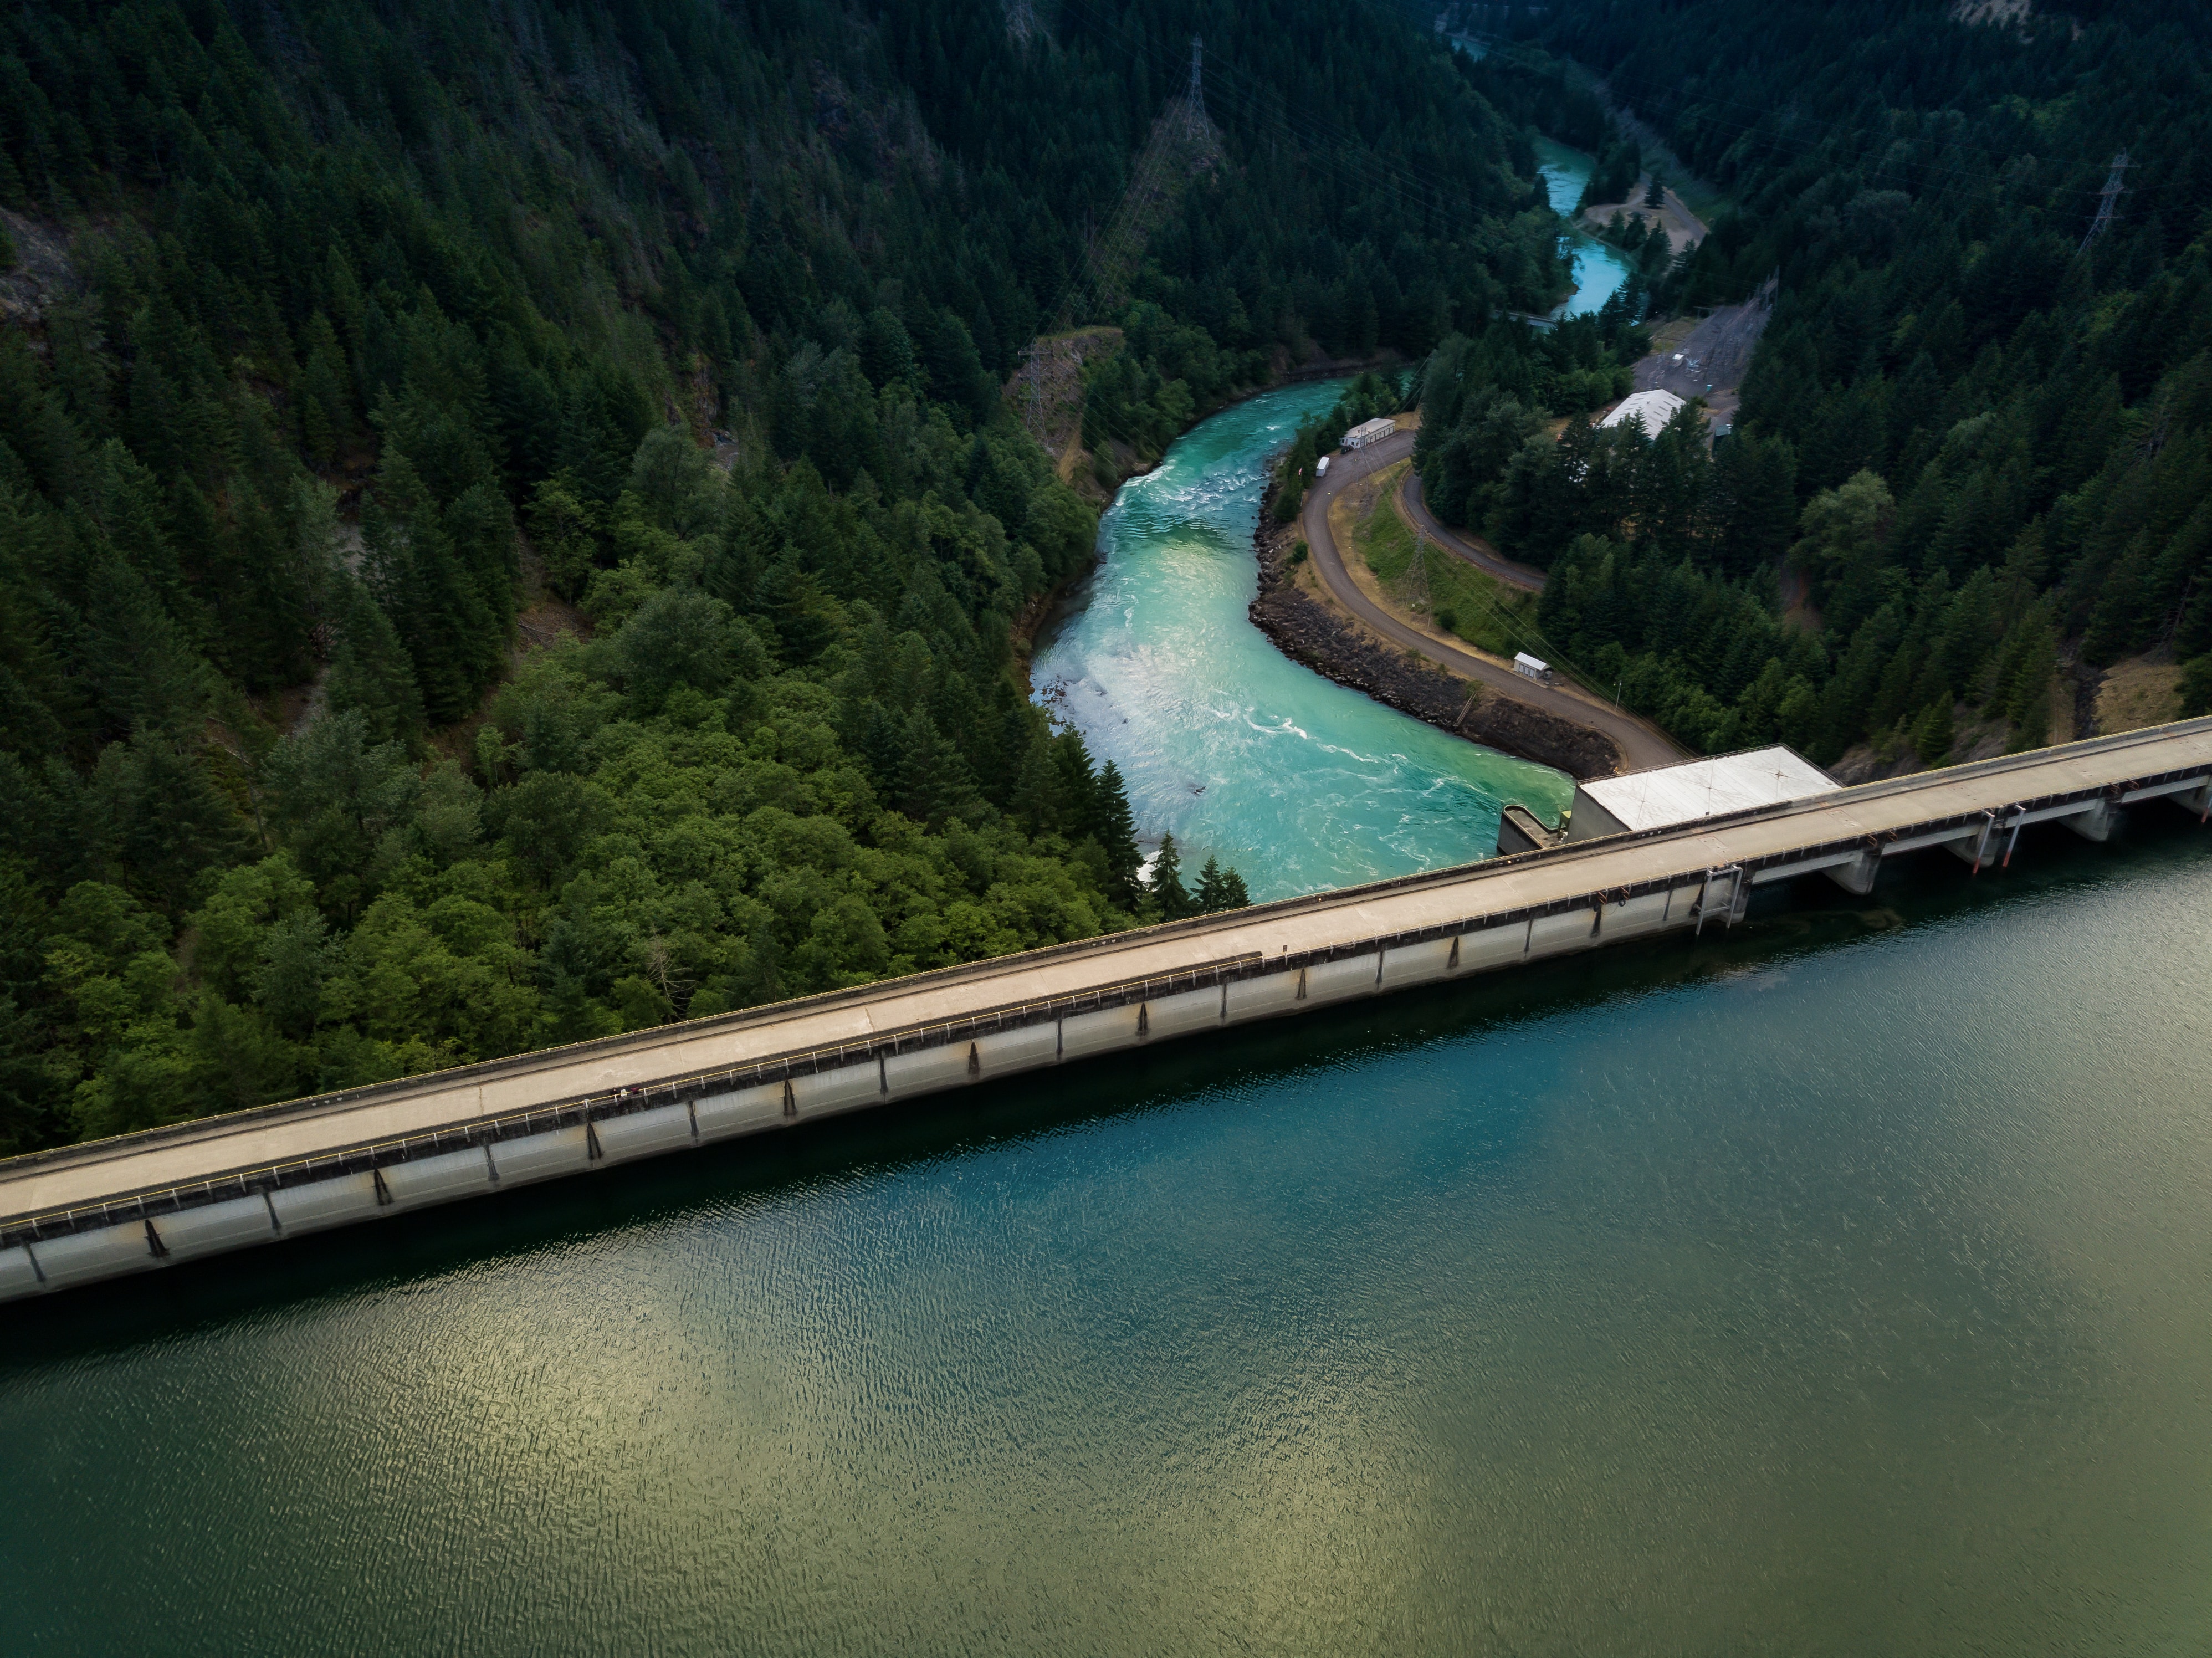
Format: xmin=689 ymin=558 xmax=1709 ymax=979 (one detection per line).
xmin=1420 ymin=0 xmax=2212 ymax=763
xmin=0 ymin=0 xmax=1563 ymax=1153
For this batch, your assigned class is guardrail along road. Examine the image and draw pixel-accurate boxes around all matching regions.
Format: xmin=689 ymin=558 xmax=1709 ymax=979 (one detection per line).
xmin=4 ymin=719 xmax=2207 ymax=1301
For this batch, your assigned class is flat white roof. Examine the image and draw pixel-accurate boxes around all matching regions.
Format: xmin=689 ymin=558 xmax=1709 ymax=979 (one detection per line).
xmin=1343 ymin=417 xmax=1396 ymax=443
xmin=1600 ymin=388 xmax=1687 ymax=433
xmin=1513 ymin=652 xmax=1547 ymax=671
xmin=1578 ymin=746 xmax=1838 ymax=833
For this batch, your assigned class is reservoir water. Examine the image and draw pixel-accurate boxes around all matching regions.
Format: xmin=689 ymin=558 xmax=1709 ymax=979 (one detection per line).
xmin=7 ymin=822 xmax=2212 ymax=1652
xmin=14 ymin=152 xmax=2212 ymax=1652
xmin=1028 ymin=381 xmax=1571 ymax=897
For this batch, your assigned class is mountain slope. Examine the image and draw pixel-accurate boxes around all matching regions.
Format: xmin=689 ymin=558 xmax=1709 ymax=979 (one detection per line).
xmin=0 ymin=0 xmax=1550 ymax=1152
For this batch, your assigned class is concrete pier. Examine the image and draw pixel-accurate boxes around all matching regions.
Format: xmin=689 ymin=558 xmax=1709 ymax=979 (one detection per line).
xmin=4 ymin=718 xmax=2208 ymax=1303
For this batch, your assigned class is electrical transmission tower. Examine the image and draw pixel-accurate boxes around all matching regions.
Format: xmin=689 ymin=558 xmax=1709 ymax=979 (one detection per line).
xmin=2080 ymin=150 xmax=2131 ymax=254
xmin=1182 ymin=36 xmax=1207 ymax=140
xmin=1402 ymin=528 xmax=1433 ymax=615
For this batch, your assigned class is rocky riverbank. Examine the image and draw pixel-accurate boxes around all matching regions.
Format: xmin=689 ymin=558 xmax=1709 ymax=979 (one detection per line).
xmin=1248 ymin=516 xmax=1622 ymax=781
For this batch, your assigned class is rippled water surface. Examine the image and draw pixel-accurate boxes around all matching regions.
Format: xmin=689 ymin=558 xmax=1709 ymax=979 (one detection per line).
xmin=8 ymin=826 xmax=2212 ymax=1654
xmin=1028 ymin=381 xmax=1571 ymax=897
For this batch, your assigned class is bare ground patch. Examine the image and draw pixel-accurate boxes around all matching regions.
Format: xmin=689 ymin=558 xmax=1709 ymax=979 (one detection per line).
xmin=2095 ymin=655 xmax=2185 ymax=735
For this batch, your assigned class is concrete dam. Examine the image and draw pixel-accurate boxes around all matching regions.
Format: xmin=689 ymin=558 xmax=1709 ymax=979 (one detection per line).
xmin=4 ymin=718 xmax=2208 ymax=1303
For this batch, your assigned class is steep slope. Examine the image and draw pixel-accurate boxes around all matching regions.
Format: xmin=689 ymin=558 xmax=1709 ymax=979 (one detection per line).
xmin=0 ymin=0 xmax=1553 ymax=1152
xmin=1417 ymin=1 xmax=2212 ymax=765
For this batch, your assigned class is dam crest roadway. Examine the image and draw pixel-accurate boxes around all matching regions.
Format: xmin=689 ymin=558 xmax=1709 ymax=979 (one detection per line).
xmin=3 ymin=718 xmax=2208 ymax=1301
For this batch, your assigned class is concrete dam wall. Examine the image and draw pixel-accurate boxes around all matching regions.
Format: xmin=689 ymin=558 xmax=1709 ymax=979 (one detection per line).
xmin=0 ymin=876 xmax=1740 ymax=1301
xmin=5 ymin=719 xmax=2208 ymax=1303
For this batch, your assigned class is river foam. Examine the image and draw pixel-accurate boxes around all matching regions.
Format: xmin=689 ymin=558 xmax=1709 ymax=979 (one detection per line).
xmin=1029 ymin=382 xmax=1570 ymax=899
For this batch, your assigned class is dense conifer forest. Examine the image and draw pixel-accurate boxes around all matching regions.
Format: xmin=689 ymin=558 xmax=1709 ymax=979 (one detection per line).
xmin=0 ymin=0 xmax=1570 ymax=1152
xmin=1420 ymin=0 xmax=2212 ymax=763
xmin=13 ymin=0 xmax=2207 ymax=1157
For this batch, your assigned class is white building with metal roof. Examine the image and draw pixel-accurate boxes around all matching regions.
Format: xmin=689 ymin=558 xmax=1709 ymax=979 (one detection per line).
xmin=1564 ymin=746 xmax=1839 ymax=843
xmin=1599 ymin=388 xmax=1687 ymax=436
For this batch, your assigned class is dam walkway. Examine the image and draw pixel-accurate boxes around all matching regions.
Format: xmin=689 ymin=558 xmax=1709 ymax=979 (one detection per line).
xmin=4 ymin=719 xmax=2208 ymax=1301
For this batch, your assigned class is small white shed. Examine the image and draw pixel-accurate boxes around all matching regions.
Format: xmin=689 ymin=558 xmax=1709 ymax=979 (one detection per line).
xmin=1343 ymin=417 xmax=1397 ymax=449
xmin=1513 ymin=652 xmax=1548 ymax=680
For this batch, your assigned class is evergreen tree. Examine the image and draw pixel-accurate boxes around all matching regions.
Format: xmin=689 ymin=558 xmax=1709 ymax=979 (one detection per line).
xmin=1147 ymin=832 xmax=1190 ymax=920
xmin=1192 ymin=855 xmax=1252 ymax=913
xmin=2181 ymin=654 xmax=2212 ymax=719
xmin=1093 ymin=760 xmax=1143 ymax=902
xmin=324 ymin=571 xmax=428 ymax=744
xmin=1911 ymin=697 xmax=1954 ymax=766
xmin=1194 ymin=856 xmax=1228 ymax=913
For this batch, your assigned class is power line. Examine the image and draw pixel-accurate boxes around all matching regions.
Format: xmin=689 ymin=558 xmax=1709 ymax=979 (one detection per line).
xmin=2078 ymin=149 xmax=2130 ymax=253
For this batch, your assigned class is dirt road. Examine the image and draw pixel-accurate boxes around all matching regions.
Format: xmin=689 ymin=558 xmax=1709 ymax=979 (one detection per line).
xmin=1302 ymin=431 xmax=1690 ymax=773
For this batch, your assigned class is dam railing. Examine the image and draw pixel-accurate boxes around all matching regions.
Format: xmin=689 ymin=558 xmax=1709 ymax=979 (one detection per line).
xmin=4 ymin=718 xmax=2206 ymax=1299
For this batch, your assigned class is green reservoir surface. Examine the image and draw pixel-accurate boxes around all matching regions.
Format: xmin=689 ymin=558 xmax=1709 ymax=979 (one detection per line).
xmin=6 ymin=825 xmax=2212 ymax=1654
xmin=12 ymin=151 xmax=2212 ymax=1652
xmin=1028 ymin=380 xmax=1571 ymax=897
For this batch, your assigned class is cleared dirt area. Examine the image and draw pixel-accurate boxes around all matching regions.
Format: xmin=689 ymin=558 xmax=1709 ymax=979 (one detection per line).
xmin=1580 ymin=183 xmax=1707 ymax=255
xmin=0 ymin=207 xmax=79 ymax=326
xmin=1005 ymin=325 xmax=1123 ymax=487
xmin=2095 ymin=656 xmax=2186 ymax=735
xmin=1632 ymin=277 xmax=1777 ymax=426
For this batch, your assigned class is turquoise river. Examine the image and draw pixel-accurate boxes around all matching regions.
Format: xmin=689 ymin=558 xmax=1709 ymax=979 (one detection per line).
xmin=1028 ymin=378 xmax=1570 ymax=897
xmin=1023 ymin=127 xmax=1616 ymax=900
xmin=10 ymin=176 xmax=2212 ymax=1652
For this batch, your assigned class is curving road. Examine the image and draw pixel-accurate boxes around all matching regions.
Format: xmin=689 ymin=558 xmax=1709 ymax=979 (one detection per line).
xmin=1396 ymin=464 xmax=1549 ymax=592
xmin=1303 ymin=431 xmax=1688 ymax=772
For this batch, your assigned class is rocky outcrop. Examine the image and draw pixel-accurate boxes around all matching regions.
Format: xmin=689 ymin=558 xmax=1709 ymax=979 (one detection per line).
xmin=0 ymin=208 xmax=80 ymax=329
xmin=1248 ymin=520 xmax=1623 ymax=781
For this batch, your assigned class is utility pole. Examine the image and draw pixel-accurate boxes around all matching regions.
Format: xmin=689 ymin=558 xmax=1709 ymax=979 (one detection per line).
xmin=2079 ymin=150 xmax=2130 ymax=254
xmin=1185 ymin=35 xmax=1206 ymax=139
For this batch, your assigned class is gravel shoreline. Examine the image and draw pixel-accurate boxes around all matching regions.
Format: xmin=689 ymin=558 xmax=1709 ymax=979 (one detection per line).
xmin=1246 ymin=513 xmax=1622 ymax=782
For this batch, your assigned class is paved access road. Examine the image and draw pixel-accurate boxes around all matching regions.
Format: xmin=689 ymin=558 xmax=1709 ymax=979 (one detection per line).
xmin=1395 ymin=465 xmax=1548 ymax=592
xmin=1301 ymin=431 xmax=1688 ymax=771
